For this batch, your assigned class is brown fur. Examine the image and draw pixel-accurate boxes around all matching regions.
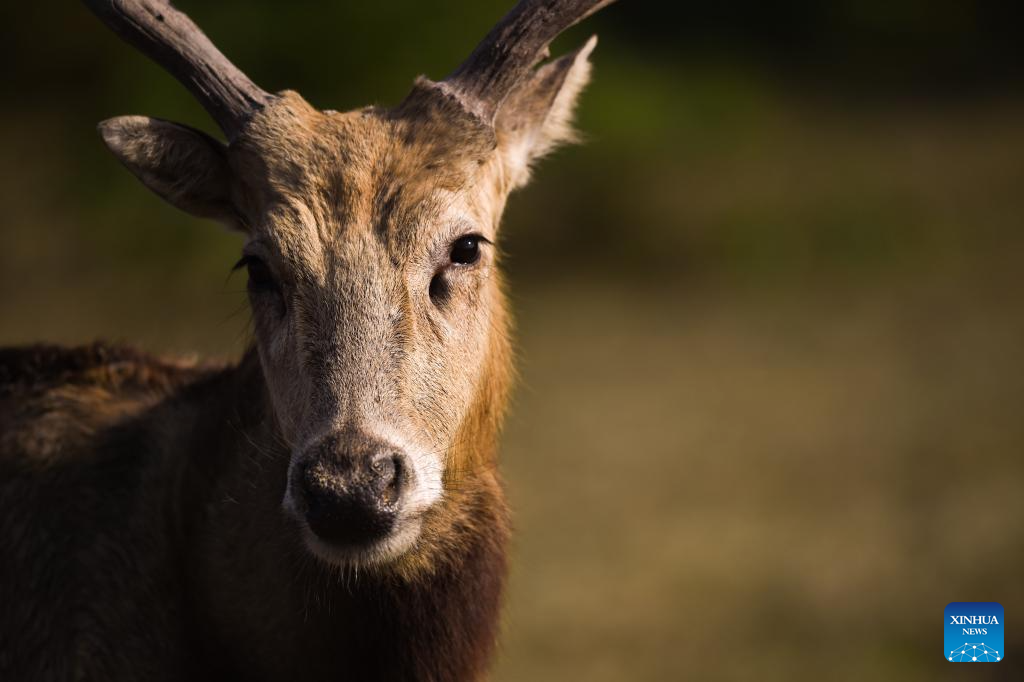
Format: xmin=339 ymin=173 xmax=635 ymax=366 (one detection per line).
xmin=2 ymin=6 xmax=601 ymax=680
xmin=0 ymin=344 xmax=509 ymax=681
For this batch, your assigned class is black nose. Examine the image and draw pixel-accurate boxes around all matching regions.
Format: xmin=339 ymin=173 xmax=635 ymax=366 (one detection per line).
xmin=298 ymin=435 xmax=407 ymax=547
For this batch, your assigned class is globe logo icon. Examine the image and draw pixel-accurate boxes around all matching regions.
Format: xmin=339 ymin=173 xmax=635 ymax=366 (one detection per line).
xmin=948 ymin=643 xmax=1000 ymax=662
xmin=945 ymin=602 xmax=1004 ymax=663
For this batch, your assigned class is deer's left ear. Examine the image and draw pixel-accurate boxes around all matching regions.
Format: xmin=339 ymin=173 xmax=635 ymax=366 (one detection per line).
xmin=494 ymin=35 xmax=597 ymax=190
xmin=98 ymin=116 xmax=239 ymax=227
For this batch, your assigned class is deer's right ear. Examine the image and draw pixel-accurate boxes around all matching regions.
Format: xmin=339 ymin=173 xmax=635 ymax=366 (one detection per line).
xmin=98 ymin=116 xmax=239 ymax=227
xmin=492 ymin=36 xmax=597 ymax=191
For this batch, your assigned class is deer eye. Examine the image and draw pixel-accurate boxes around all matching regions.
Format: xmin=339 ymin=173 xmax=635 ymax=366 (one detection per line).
xmin=234 ymin=255 xmax=277 ymax=293
xmin=449 ymin=235 xmax=482 ymax=265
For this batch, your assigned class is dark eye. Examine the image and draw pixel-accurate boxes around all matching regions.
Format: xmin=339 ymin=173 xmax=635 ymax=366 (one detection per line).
xmin=450 ymin=235 xmax=482 ymax=265
xmin=234 ymin=255 xmax=277 ymax=292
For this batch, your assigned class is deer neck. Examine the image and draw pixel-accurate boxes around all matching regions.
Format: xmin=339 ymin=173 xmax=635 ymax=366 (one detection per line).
xmin=179 ymin=348 xmax=510 ymax=680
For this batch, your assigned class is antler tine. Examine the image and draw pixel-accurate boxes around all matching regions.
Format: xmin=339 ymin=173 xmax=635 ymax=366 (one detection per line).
xmin=443 ymin=0 xmax=616 ymax=122
xmin=83 ymin=0 xmax=272 ymax=139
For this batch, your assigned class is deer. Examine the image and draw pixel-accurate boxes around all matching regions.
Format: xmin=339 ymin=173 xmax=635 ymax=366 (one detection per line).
xmin=0 ymin=0 xmax=616 ymax=680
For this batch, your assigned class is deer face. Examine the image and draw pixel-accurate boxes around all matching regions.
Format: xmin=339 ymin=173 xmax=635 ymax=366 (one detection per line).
xmin=91 ymin=0 xmax=603 ymax=566
xmin=238 ymin=93 xmax=510 ymax=563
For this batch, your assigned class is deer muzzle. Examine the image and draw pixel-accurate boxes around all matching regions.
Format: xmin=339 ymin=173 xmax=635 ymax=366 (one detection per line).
xmin=292 ymin=432 xmax=411 ymax=549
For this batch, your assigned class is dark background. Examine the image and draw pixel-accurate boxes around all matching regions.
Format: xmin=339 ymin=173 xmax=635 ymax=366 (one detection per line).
xmin=2 ymin=2 xmax=1022 ymax=679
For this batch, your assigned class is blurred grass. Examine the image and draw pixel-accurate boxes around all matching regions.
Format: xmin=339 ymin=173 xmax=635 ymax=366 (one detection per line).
xmin=497 ymin=278 xmax=1024 ymax=681
xmin=2 ymin=1 xmax=1023 ymax=679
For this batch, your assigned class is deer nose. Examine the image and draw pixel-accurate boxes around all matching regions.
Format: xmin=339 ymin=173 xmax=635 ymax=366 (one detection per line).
xmin=298 ymin=437 xmax=407 ymax=547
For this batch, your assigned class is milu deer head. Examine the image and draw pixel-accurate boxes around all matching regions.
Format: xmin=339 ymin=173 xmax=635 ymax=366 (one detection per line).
xmin=86 ymin=0 xmax=612 ymax=569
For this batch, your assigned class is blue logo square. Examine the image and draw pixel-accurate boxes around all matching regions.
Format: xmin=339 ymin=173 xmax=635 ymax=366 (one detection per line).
xmin=945 ymin=602 xmax=1003 ymax=662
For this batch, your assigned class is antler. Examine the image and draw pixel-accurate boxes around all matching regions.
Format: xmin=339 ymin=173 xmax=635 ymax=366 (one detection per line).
xmin=440 ymin=0 xmax=616 ymax=122
xmin=83 ymin=0 xmax=272 ymax=139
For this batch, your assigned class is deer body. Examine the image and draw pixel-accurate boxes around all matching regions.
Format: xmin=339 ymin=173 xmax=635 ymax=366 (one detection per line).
xmin=1 ymin=345 xmax=506 ymax=680
xmin=0 ymin=1 xmax=613 ymax=679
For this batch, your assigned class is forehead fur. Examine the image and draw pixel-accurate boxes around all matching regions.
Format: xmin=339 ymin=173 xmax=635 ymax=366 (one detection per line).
xmin=228 ymin=91 xmax=501 ymax=251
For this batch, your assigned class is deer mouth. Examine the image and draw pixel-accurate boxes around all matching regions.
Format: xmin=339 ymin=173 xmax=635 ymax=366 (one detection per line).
xmin=296 ymin=512 xmax=426 ymax=567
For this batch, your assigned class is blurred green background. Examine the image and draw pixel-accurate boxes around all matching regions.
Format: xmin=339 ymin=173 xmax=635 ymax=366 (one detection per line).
xmin=2 ymin=1 xmax=1023 ymax=679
